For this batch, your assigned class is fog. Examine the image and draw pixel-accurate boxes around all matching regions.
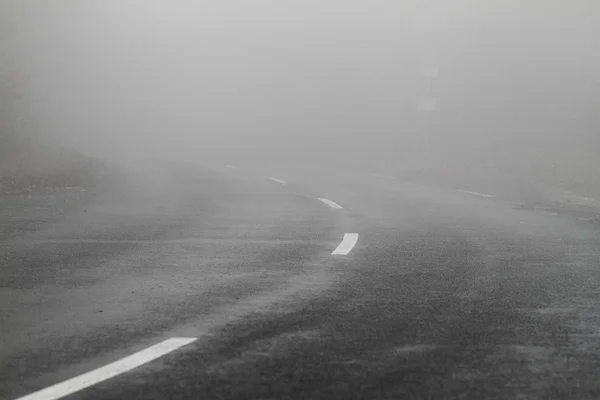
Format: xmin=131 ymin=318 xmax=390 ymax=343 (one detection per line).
xmin=3 ymin=1 xmax=600 ymax=188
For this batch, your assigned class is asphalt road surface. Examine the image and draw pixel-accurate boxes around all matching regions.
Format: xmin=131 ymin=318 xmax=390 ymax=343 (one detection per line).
xmin=2 ymin=161 xmax=600 ymax=400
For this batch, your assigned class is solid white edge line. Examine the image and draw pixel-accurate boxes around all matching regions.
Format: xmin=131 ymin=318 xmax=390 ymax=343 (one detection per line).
xmin=458 ymin=190 xmax=495 ymax=198
xmin=317 ymin=198 xmax=343 ymax=209
xmin=14 ymin=338 xmax=197 ymax=400
xmin=268 ymin=177 xmax=288 ymax=185
xmin=332 ymin=233 xmax=359 ymax=255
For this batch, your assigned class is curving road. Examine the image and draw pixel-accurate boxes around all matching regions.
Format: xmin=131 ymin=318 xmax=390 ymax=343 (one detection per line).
xmin=2 ymin=160 xmax=600 ymax=399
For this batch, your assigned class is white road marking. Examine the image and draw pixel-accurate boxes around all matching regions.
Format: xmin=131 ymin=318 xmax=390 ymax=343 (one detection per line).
xmin=458 ymin=190 xmax=495 ymax=198
xmin=317 ymin=198 xmax=343 ymax=209
xmin=14 ymin=338 xmax=196 ymax=400
xmin=225 ymin=165 xmax=238 ymax=170
xmin=268 ymin=177 xmax=288 ymax=185
xmin=332 ymin=233 xmax=359 ymax=255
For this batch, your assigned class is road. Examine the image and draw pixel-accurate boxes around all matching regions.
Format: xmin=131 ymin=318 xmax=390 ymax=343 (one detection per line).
xmin=2 ymin=160 xmax=600 ymax=399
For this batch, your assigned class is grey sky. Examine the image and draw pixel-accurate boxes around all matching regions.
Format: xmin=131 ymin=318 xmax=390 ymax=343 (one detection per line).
xmin=5 ymin=0 xmax=600 ymax=165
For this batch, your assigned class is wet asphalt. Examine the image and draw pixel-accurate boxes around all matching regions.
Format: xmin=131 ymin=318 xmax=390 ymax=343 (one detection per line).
xmin=2 ymin=161 xmax=600 ymax=400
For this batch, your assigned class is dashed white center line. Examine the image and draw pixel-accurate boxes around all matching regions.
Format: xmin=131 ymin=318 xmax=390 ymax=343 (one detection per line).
xmin=14 ymin=338 xmax=197 ymax=400
xmin=317 ymin=198 xmax=343 ymax=209
xmin=332 ymin=233 xmax=359 ymax=255
xmin=458 ymin=190 xmax=495 ymax=198
xmin=268 ymin=177 xmax=288 ymax=185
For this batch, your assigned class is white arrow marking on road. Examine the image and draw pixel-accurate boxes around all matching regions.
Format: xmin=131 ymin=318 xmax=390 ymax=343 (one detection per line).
xmin=318 ymin=198 xmax=343 ymax=209
xmin=332 ymin=233 xmax=359 ymax=255
xmin=14 ymin=338 xmax=197 ymax=400
xmin=268 ymin=177 xmax=288 ymax=185
xmin=458 ymin=190 xmax=495 ymax=198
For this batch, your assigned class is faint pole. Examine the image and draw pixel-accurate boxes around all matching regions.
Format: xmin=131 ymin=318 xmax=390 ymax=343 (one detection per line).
xmin=415 ymin=0 xmax=438 ymax=158
xmin=417 ymin=53 xmax=438 ymax=154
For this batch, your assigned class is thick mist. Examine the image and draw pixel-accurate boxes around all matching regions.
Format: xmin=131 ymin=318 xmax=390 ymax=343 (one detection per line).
xmin=4 ymin=1 xmax=600 ymax=189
